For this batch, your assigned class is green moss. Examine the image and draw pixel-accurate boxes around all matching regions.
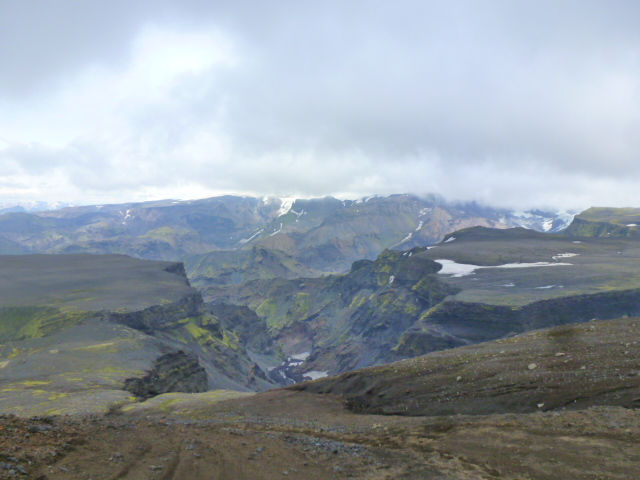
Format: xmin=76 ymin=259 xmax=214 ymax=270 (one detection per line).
xmin=21 ymin=380 xmax=50 ymax=387
xmin=577 ymin=207 xmax=640 ymax=224
xmin=348 ymin=292 xmax=369 ymax=309
xmin=377 ymin=272 xmax=392 ymax=286
xmin=121 ymin=390 xmax=255 ymax=418
xmin=0 ymin=306 xmax=91 ymax=342
xmin=403 ymin=300 xmax=420 ymax=315
xmin=48 ymin=392 xmax=68 ymax=400
xmin=184 ymin=322 xmax=210 ymax=340
xmin=141 ymin=226 xmax=192 ymax=239
xmin=182 ymin=319 xmax=240 ymax=351
xmin=70 ymin=341 xmax=120 ymax=353
xmin=256 ymin=298 xmax=279 ymax=327
xmin=289 ymin=293 xmax=311 ymax=317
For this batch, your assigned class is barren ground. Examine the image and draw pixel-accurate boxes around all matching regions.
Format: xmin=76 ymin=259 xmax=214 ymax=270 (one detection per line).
xmin=2 ymin=389 xmax=639 ymax=480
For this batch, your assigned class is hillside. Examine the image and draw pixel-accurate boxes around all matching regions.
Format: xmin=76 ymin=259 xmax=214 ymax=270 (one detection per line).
xmin=563 ymin=206 xmax=640 ymax=238
xmin=294 ymin=315 xmax=640 ymax=416
xmin=7 ymin=316 xmax=640 ymax=480
xmin=0 ymin=254 xmax=280 ymax=417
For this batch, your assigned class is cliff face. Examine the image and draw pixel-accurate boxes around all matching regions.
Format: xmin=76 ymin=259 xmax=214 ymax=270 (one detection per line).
xmin=397 ymin=288 xmax=640 ymax=357
xmin=208 ymin=303 xmax=276 ymax=356
xmin=103 ymin=293 xmax=203 ymax=334
xmin=103 ymin=292 xmax=278 ymax=393
xmin=124 ymin=351 xmax=208 ymax=400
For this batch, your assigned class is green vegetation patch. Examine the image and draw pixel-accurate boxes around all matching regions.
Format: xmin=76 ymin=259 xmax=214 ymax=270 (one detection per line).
xmin=0 ymin=306 xmax=92 ymax=342
xmin=577 ymin=207 xmax=640 ymax=224
xmin=121 ymin=390 xmax=254 ymax=417
xmin=256 ymin=298 xmax=280 ymax=328
xmin=180 ymin=316 xmax=241 ymax=351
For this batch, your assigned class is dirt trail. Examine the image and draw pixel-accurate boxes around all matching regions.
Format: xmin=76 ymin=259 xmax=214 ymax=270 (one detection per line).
xmin=0 ymin=390 xmax=632 ymax=479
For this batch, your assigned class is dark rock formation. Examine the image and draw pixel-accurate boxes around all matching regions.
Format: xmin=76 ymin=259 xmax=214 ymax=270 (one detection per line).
xmin=208 ymin=303 xmax=276 ymax=355
xmin=124 ymin=351 xmax=208 ymax=400
xmin=397 ymin=288 xmax=640 ymax=357
xmin=103 ymin=293 xmax=204 ymax=335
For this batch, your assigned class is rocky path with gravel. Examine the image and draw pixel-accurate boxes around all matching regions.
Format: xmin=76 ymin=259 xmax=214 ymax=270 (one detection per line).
xmin=0 ymin=389 xmax=636 ymax=480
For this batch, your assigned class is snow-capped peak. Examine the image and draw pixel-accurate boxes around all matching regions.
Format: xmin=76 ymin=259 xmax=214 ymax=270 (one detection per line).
xmin=276 ymin=197 xmax=297 ymax=217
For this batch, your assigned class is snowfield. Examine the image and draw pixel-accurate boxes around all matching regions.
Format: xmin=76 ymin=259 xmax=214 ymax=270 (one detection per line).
xmin=436 ymin=259 xmax=574 ymax=278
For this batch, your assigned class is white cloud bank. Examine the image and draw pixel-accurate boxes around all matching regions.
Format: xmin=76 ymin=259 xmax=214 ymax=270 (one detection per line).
xmin=0 ymin=1 xmax=639 ymax=209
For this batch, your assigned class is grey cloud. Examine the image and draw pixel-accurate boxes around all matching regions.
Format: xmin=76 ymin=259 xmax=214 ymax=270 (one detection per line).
xmin=1 ymin=1 xmax=639 ymax=209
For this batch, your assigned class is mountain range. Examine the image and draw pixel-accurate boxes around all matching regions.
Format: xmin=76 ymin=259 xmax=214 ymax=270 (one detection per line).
xmin=0 ymin=194 xmax=572 ymax=263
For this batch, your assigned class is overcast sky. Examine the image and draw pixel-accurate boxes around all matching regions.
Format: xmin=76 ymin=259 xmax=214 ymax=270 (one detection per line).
xmin=1 ymin=1 xmax=639 ymax=210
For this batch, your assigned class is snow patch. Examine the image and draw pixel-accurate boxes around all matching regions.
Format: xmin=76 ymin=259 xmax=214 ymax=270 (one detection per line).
xmin=535 ymin=285 xmax=564 ymax=289
xmin=270 ymin=223 xmax=283 ymax=236
xmin=277 ymin=197 xmax=297 ymax=217
xmin=628 ymin=224 xmax=638 ymax=227
xmin=305 ymin=371 xmax=329 ymax=380
xmin=435 ymin=259 xmax=573 ymax=278
xmin=120 ymin=209 xmax=132 ymax=225
xmin=553 ymin=253 xmax=579 ymax=261
xmin=498 ymin=282 xmax=515 ymax=287
xmin=400 ymin=232 xmax=413 ymax=243
xmin=415 ymin=220 xmax=424 ymax=231
xmin=505 ymin=210 xmax=575 ymax=233
xmin=388 ymin=275 xmax=395 ymax=284
xmin=496 ymin=262 xmax=572 ymax=269
xmin=444 ymin=237 xmax=456 ymax=243
xmin=238 ymin=228 xmax=265 ymax=245
xmin=435 ymin=259 xmax=479 ymax=277
xmin=290 ymin=352 xmax=310 ymax=362
xmin=291 ymin=209 xmax=306 ymax=222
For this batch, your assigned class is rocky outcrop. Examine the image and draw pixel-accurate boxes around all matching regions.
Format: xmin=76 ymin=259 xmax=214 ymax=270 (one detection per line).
xmin=396 ymin=288 xmax=640 ymax=357
xmin=102 ymin=293 xmax=204 ymax=335
xmin=124 ymin=351 xmax=208 ymax=400
xmin=208 ymin=303 xmax=276 ymax=355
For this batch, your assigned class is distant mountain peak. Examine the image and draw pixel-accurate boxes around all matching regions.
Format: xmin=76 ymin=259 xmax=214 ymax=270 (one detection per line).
xmin=0 ymin=200 xmax=74 ymax=214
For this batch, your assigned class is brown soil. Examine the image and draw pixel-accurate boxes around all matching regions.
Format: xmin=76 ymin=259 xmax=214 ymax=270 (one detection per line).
xmin=2 ymin=389 xmax=639 ymax=480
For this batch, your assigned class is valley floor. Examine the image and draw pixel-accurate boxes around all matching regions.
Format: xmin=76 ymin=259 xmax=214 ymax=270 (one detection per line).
xmin=3 ymin=389 xmax=639 ymax=480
